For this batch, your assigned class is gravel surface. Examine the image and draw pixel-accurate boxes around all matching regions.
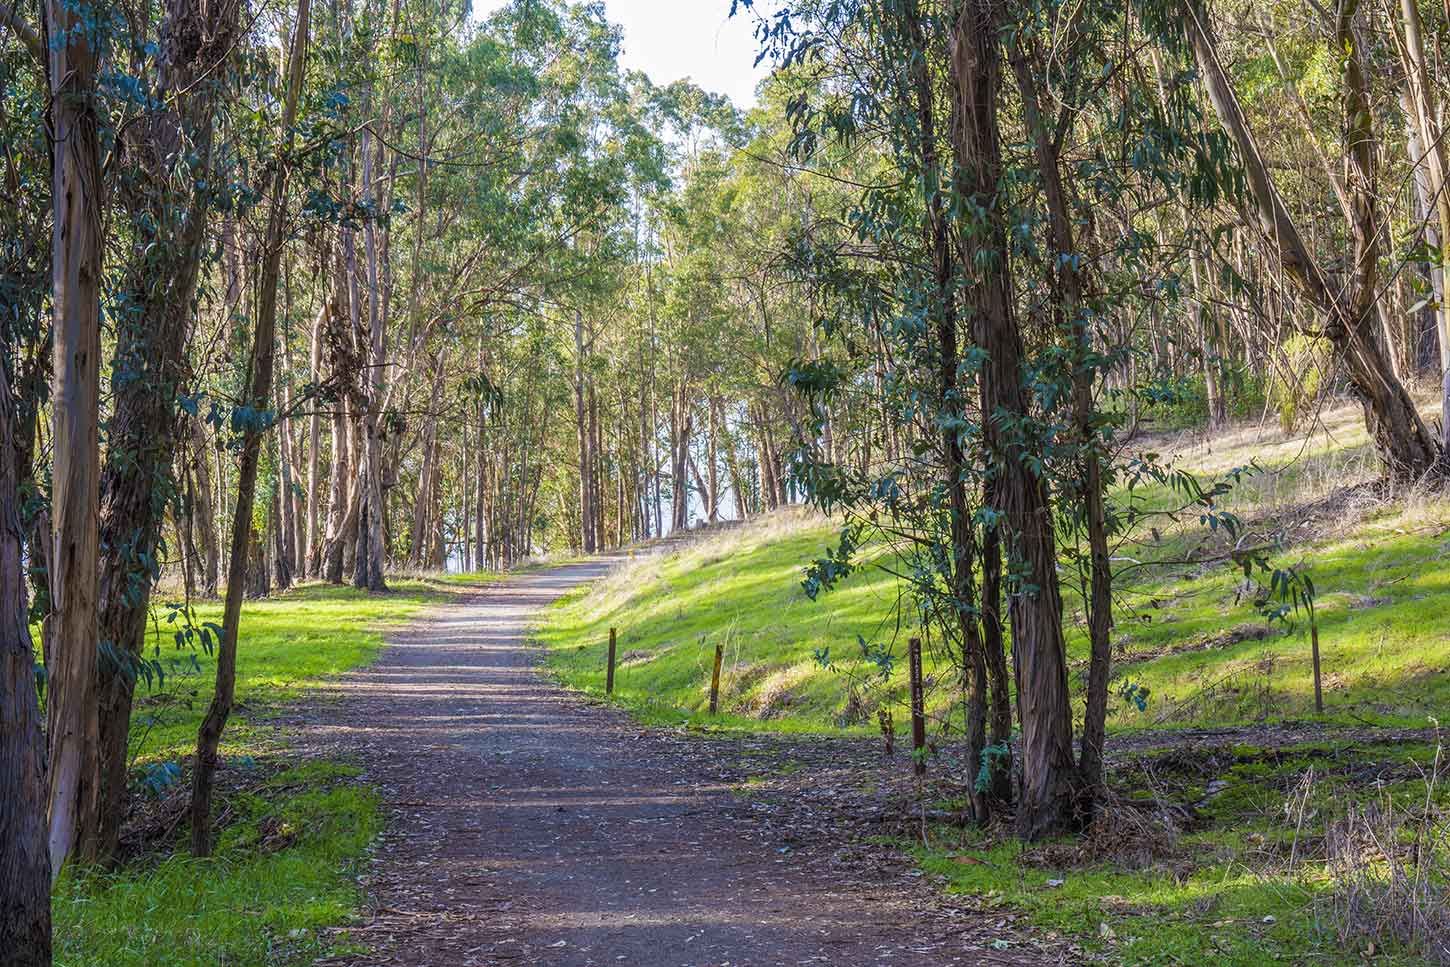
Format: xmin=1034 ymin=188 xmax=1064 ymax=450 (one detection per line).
xmin=302 ymin=560 xmax=1071 ymax=967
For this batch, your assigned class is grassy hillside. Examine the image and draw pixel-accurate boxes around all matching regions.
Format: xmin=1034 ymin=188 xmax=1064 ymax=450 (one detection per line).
xmin=124 ymin=578 xmax=454 ymax=763
xmin=537 ymin=509 xmax=904 ymax=732
xmin=539 ymin=397 xmax=1450 ymax=734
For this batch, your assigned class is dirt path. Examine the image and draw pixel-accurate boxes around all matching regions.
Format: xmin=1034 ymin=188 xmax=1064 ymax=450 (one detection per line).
xmin=307 ymin=561 xmax=1062 ymax=967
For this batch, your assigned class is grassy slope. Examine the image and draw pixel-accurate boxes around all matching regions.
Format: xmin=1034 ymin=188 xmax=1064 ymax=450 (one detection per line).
xmin=542 ymin=399 xmax=1450 ymax=732
xmin=126 ymin=578 xmax=453 ymax=762
xmin=538 ymin=398 xmax=1450 ymax=965
xmin=56 ymin=578 xmax=463 ymax=967
xmin=537 ymin=509 xmax=907 ymax=732
xmin=1106 ymin=398 xmax=1450 ymax=728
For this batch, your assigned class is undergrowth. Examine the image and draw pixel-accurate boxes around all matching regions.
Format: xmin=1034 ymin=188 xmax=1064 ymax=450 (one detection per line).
xmin=920 ymin=738 xmax=1449 ymax=966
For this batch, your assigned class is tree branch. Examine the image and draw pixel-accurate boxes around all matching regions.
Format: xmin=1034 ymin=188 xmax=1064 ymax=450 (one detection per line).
xmin=0 ymin=1 xmax=44 ymax=65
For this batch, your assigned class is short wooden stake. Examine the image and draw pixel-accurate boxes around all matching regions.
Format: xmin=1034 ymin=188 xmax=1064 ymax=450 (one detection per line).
xmin=1310 ymin=617 xmax=1324 ymax=714
xmin=908 ymin=637 xmax=926 ymax=777
xmin=709 ymin=641 xmax=724 ymax=715
xmin=606 ymin=627 xmax=617 ymax=696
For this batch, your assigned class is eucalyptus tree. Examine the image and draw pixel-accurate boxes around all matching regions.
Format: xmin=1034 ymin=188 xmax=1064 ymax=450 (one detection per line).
xmin=736 ymin=0 xmax=1250 ymax=837
xmin=92 ymin=0 xmax=244 ymax=863
xmin=43 ymin=0 xmax=107 ymax=876
xmin=0 ymin=27 xmax=49 ymax=959
xmin=1179 ymin=0 xmax=1439 ymax=478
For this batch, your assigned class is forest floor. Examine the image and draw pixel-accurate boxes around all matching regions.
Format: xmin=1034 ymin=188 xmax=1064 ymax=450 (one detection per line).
xmin=297 ymin=561 xmax=1076 ymax=967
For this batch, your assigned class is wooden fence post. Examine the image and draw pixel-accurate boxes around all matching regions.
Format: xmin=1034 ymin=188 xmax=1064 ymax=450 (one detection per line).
xmin=606 ymin=627 xmax=617 ymax=696
xmin=1310 ymin=615 xmax=1323 ymax=714
xmin=908 ymin=637 xmax=925 ymax=777
xmin=709 ymin=641 xmax=724 ymax=715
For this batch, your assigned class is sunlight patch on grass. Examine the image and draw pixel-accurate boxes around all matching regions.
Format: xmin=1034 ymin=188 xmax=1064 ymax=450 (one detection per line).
xmin=130 ymin=577 xmax=458 ymax=763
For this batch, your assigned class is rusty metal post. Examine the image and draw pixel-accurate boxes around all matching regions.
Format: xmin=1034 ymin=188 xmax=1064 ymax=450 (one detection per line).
xmin=709 ymin=642 xmax=724 ymax=715
xmin=908 ymin=637 xmax=926 ymax=776
xmin=606 ymin=627 xmax=617 ymax=696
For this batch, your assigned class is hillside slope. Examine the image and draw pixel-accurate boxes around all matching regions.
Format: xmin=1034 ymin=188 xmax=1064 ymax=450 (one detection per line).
xmin=539 ymin=398 xmax=1450 ymax=733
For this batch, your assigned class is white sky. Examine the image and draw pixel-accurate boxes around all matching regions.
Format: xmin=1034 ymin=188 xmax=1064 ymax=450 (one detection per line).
xmin=472 ymin=0 xmax=769 ymax=110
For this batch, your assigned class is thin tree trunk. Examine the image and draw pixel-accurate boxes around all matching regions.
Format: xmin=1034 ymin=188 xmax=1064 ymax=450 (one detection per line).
xmin=706 ymin=398 xmax=720 ymax=523
xmin=305 ymin=301 xmax=325 ymax=575
xmin=671 ymin=385 xmax=692 ymax=532
xmin=574 ymin=310 xmax=594 ymax=553
xmin=905 ymin=0 xmax=990 ymax=820
xmin=191 ymin=416 xmax=219 ymax=596
xmin=0 ymin=359 xmax=51 ymax=964
xmin=190 ymin=0 xmax=309 ymax=857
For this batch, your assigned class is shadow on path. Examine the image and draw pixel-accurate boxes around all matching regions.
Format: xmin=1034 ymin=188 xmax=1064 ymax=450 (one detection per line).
xmin=307 ymin=560 xmax=1053 ymax=967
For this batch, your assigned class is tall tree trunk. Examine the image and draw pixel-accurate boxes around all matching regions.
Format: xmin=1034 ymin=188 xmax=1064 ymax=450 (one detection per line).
xmin=1402 ymin=90 xmax=1446 ymax=375
xmin=1010 ymin=36 xmax=1114 ymax=804
xmin=705 ymin=398 xmax=721 ymax=523
xmin=1395 ymin=0 xmax=1450 ymax=442
xmin=190 ymin=0 xmax=309 ymax=856
xmin=952 ymin=0 xmax=1081 ymax=840
xmin=45 ymin=0 xmax=105 ymax=874
xmin=359 ymin=129 xmax=387 ymax=592
xmin=279 ymin=317 xmax=307 ymax=577
xmin=321 ymin=258 xmax=358 ymax=584
xmin=671 ymin=386 xmax=692 ymax=532
xmin=407 ymin=350 xmax=445 ymax=568
xmin=177 ymin=464 xmax=197 ymax=601
xmin=305 ymin=301 xmax=325 ymax=576
xmin=271 ymin=476 xmax=292 ymax=592
xmin=0 ymin=360 xmax=51 ymax=965
xmin=1183 ymin=0 xmax=1438 ymax=477
xmin=341 ymin=422 xmax=361 ymax=581
xmin=321 ymin=398 xmax=353 ymax=583
xmin=1188 ymin=253 xmax=1225 ymax=426
xmin=589 ymin=382 xmax=604 ymax=550
xmin=574 ymin=310 xmax=594 ymax=553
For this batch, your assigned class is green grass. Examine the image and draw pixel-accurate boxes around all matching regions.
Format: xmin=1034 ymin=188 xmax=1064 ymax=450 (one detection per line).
xmin=58 ymin=577 xmax=471 ymax=967
xmin=536 ymin=509 xmax=911 ymax=733
xmin=55 ymin=761 xmax=381 ymax=967
xmin=539 ymin=396 xmax=1450 ymax=734
xmin=920 ymin=736 xmax=1448 ymax=966
xmin=130 ymin=577 xmax=460 ymax=763
xmin=918 ymin=834 xmax=1333 ymax=965
xmin=1097 ymin=517 xmax=1450 ymax=728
